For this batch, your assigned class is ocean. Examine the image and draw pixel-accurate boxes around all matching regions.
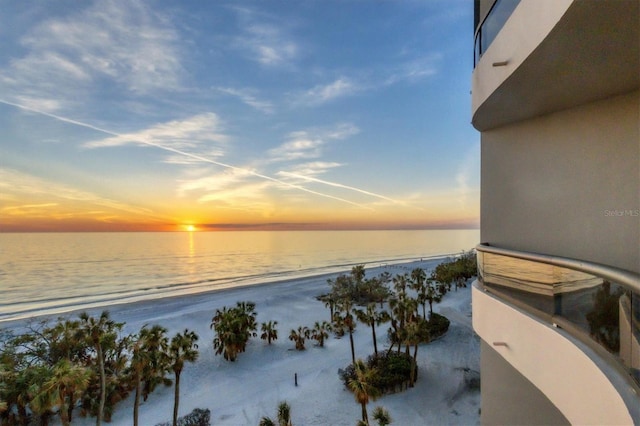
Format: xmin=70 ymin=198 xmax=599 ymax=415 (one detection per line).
xmin=0 ymin=229 xmax=479 ymax=322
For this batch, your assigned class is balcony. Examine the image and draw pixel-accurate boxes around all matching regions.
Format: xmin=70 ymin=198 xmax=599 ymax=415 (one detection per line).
xmin=474 ymin=243 xmax=640 ymax=423
xmin=471 ymin=0 xmax=639 ymax=131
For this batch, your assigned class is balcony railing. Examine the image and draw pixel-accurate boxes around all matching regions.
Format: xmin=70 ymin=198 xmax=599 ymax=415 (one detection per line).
xmin=474 ymin=0 xmax=521 ymax=67
xmin=476 ymin=243 xmax=640 ymax=388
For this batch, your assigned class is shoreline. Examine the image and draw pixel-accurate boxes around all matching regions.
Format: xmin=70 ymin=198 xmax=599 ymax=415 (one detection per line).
xmin=1 ymin=254 xmax=456 ymax=327
xmin=1 ymin=255 xmax=480 ymax=425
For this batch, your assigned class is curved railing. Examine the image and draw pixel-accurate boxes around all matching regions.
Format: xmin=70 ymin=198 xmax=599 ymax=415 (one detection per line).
xmin=474 ymin=0 xmax=521 ymax=67
xmin=476 ymin=243 xmax=640 ymax=387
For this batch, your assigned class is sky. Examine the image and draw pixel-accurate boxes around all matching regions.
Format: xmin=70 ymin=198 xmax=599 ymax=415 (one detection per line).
xmin=0 ymin=0 xmax=479 ymax=232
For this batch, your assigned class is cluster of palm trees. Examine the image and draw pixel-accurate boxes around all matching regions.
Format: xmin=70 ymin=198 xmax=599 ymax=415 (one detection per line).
xmin=288 ymin=321 xmax=332 ymax=351
xmin=0 ymin=311 xmax=198 ymax=426
xmin=323 ymin=255 xmax=477 ymax=425
xmin=210 ymin=301 xmax=260 ymax=362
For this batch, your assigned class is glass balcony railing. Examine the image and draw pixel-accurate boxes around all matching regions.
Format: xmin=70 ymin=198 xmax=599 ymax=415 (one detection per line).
xmin=474 ymin=0 xmax=521 ymax=67
xmin=476 ymin=244 xmax=640 ymax=387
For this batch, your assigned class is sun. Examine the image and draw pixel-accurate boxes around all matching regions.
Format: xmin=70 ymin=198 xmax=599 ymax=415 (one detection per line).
xmin=183 ymin=224 xmax=197 ymax=232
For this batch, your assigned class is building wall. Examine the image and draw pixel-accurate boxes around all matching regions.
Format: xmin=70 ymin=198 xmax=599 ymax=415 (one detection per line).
xmin=480 ymin=340 xmax=569 ymax=426
xmin=480 ymin=90 xmax=640 ymax=273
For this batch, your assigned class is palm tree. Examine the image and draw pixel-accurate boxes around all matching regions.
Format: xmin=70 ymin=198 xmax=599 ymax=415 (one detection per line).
xmin=211 ymin=302 xmax=258 ymax=361
xmin=318 ymin=292 xmax=337 ymax=322
xmin=334 ymin=298 xmax=357 ymax=364
xmin=79 ymin=311 xmax=120 ymax=426
xmin=259 ymin=400 xmax=293 ymax=426
xmin=311 ymin=321 xmax=331 ymax=347
xmin=277 ymin=401 xmax=292 ymax=426
xmin=354 ymin=304 xmax=390 ymax=356
xmin=348 ymin=359 xmax=380 ymax=425
xmin=288 ymin=327 xmax=310 ymax=350
xmin=392 ymin=274 xmax=408 ymax=298
xmin=372 ymin=406 xmax=392 ymax=425
xmin=403 ymin=321 xmax=422 ymax=387
xmin=168 ymin=329 xmax=199 ymax=426
xmin=132 ymin=324 xmax=169 ymax=426
xmin=422 ymin=279 xmax=444 ymax=318
xmin=26 ymin=364 xmax=56 ymax=426
xmin=351 ymin=265 xmax=366 ymax=296
xmin=260 ymin=321 xmax=278 ymax=345
xmin=409 ymin=268 xmax=429 ymax=319
xmin=31 ymin=359 xmax=90 ymax=426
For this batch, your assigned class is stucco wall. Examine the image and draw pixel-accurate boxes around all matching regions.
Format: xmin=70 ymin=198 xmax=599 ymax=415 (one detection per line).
xmin=479 ymin=340 xmax=569 ymax=426
xmin=480 ymin=90 xmax=640 ymax=273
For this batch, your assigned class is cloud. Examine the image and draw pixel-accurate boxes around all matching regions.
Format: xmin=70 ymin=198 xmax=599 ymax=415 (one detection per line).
xmin=1 ymin=100 xmax=373 ymax=210
xmin=0 ymin=168 xmax=161 ymax=220
xmin=232 ymin=7 xmax=298 ymax=67
xmin=277 ymin=171 xmax=411 ymax=207
xmin=215 ymin=87 xmax=275 ymax=114
xmin=295 ymin=78 xmax=359 ymax=106
xmin=384 ymin=54 xmax=441 ymax=85
xmin=268 ymin=123 xmax=359 ymax=163
xmin=83 ymin=113 xmax=228 ymax=150
xmin=283 ymin=162 xmax=343 ymax=177
xmin=1 ymin=0 xmax=183 ymax=112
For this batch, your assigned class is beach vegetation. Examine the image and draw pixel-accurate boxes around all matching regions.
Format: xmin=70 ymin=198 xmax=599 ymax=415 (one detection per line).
xmin=334 ymin=298 xmax=357 ymax=364
xmin=130 ymin=324 xmax=171 ymax=426
xmin=310 ymin=321 xmax=332 ymax=347
xmin=30 ymin=358 xmax=91 ymax=426
xmin=168 ymin=329 xmax=199 ymax=426
xmin=156 ymin=407 xmax=210 ymax=426
xmin=288 ymin=326 xmax=310 ymax=350
xmin=316 ymin=292 xmax=337 ymax=322
xmin=339 ymin=352 xmax=414 ymax=396
xmin=210 ymin=301 xmax=258 ymax=361
xmin=430 ymin=250 xmax=477 ymax=292
xmin=260 ymin=320 xmax=279 ymax=345
xmin=260 ymin=400 xmax=293 ymax=426
xmin=354 ymin=303 xmax=390 ymax=356
xmin=323 ymin=267 xmax=392 ymax=307
xmin=372 ymin=406 xmax=392 ymax=425
xmin=348 ymin=359 xmax=380 ymax=425
xmin=78 ymin=310 xmax=130 ymax=425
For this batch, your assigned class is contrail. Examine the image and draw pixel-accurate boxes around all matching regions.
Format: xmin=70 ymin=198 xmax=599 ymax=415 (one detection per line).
xmin=278 ymin=171 xmax=423 ymax=210
xmin=0 ymin=99 xmax=373 ymax=210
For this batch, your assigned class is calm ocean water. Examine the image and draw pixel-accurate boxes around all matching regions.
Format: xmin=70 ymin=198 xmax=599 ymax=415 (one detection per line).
xmin=0 ymin=230 xmax=479 ymax=322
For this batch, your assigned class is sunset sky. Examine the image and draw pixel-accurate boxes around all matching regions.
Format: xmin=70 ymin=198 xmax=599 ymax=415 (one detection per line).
xmin=0 ymin=0 xmax=479 ymax=232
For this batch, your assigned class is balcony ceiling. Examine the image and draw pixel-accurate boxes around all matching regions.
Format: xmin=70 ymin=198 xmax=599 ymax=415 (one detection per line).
xmin=473 ymin=0 xmax=639 ymax=131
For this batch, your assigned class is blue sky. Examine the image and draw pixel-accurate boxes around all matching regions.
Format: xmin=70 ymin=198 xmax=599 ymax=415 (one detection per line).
xmin=0 ymin=0 xmax=479 ymax=231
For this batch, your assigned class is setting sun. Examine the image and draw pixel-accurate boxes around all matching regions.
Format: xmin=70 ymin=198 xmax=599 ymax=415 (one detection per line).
xmin=184 ymin=224 xmax=196 ymax=232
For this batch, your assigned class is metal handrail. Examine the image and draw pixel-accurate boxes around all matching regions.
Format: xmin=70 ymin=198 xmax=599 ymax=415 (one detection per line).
xmin=476 ymin=243 xmax=640 ymax=294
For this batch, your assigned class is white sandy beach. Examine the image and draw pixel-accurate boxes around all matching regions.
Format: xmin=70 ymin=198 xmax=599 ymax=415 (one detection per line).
xmin=10 ymin=259 xmax=480 ymax=426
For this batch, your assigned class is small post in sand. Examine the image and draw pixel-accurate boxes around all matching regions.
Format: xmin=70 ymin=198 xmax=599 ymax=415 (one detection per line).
xmin=295 ymin=373 xmax=298 ymax=386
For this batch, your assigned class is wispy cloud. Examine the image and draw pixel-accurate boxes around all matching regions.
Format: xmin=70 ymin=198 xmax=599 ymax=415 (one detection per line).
xmin=83 ymin=113 xmax=228 ymax=150
xmin=215 ymin=87 xmax=274 ymax=114
xmin=0 ymin=0 xmax=183 ymax=112
xmin=0 ymin=168 xmax=161 ymax=220
xmin=232 ymin=6 xmax=298 ymax=67
xmin=384 ymin=54 xmax=441 ymax=85
xmin=295 ymin=78 xmax=359 ymax=106
xmin=268 ymin=123 xmax=359 ymax=162
xmin=283 ymin=162 xmax=344 ymax=177
xmin=1 ymin=99 xmax=372 ymax=210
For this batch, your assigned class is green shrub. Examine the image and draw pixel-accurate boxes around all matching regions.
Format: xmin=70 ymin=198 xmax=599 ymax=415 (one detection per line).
xmin=339 ymin=352 xmax=416 ymax=394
